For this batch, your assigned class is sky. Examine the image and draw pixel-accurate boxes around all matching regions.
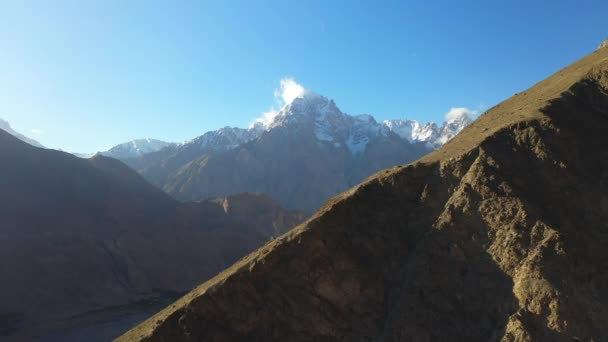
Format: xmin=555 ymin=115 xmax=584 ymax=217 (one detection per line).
xmin=0 ymin=1 xmax=607 ymax=153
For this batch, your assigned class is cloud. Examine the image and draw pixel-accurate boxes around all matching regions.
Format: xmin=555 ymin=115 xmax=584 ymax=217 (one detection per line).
xmin=276 ymin=78 xmax=306 ymax=106
xmin=256 ymin=109 xmax=281 ymax=127
xmin=30 ymin=128 xmax=44 ymax=135
xmin=252 ymin=78 xmax=307 ymax=127
xmin=445 ymin=107 xmax=478 ymax=121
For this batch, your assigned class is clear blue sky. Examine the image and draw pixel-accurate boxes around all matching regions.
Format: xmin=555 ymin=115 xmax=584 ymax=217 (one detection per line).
xmin=1 ymin=0 xmax=606 ymax=153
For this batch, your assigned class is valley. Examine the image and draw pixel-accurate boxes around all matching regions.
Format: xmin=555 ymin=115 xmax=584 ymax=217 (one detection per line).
xmin=2 ymin=4 xmax=607 ymax=340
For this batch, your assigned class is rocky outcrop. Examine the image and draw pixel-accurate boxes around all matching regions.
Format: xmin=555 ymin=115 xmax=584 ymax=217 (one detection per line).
xmin=124 ymin=94 xmax=471 ymax=214
xmin=100 ymin=139 xmax=176 ymax=159
xmin=154 ymin=124 xmax=431 ymax=214
xmin=118 ymin=45 xmax=608 ymax=341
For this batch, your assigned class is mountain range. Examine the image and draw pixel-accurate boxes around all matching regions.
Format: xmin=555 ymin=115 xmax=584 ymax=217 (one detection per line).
xmin=1 ymin=93 xmax=471 ymax=216
xmin=0 ymin=118 xmax=44 ymax=148
xmin=120 ymin=42 xmax=608 ymax=341
xmin=0 ymin=130 xmax=305 ymax=340
xmin=0 ymin=83 xmax=471 ymax=340
xmin=100 ymin=139 xmax=177 ymax=160
xmin=99 ymin=96 xmax=471 ymax=161
xmin=120 ymin=92 xmax=472 ymax=212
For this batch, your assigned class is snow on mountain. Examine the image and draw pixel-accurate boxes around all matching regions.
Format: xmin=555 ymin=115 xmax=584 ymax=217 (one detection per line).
xmin=248 ymin=88 xmax=473 ymax=154
xmin=432 ymin=108 xmax=475 ymax=148
xmin=186 ymin=126 xmax=262 ymax=152
xmin=125 ymin=80 xmax=476 ymax=213
xmin=100 ymin=139 xmax=176 ymax=159
xmin=107 ymin=78 xmax=473 ymax=162
xmin=384 ymin=108 xmax=473 ymax=149
xmin=252 ymin=91 xmax=378 ymax=154
xmin=0 ymin=118 xmax=44 ymax=148
xmin=104 ymin=81 xmax=473 ymax=161
xmin=99 ymin=127 xmax=262 ymax=161
xmin=382 ymin=119 xmax=419 ymax=142
xmin=72 ymin=152 xmax=96 ymax=158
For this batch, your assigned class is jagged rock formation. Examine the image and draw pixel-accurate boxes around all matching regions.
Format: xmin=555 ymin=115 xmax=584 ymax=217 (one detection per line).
xmin=119 ymin=45 xmax=608 ymax=341
xmin=100 ymin=139 xmax=177 ymax=159
xmin=0 ymin=132 xmax=305 ymax=340
xmin=125 ymin=93 xmax=471 ymax=213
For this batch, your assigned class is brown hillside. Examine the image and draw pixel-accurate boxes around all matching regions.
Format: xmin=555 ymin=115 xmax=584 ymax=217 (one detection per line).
xmin=119 ymin=45 xmax=608 ymax=341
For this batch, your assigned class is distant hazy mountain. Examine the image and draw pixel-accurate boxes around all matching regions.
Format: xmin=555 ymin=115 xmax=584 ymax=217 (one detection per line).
xmin=0 ymin=129 xmax=304 ymax=340
xmin=0 ymin=118 xmax=44 ymax=148
xmin=124 ymin=90 xmax=472 ymax=212
xmin=99 ymin=138 xmax=176 ymax=159
xmin=384 ymin=109 xmax=473 ymax=149
xmin=71 ymin=151 xmax=96 ymax=158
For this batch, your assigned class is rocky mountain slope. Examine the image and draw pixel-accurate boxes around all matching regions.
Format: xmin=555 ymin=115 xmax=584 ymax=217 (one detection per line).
xmin=0 ymin=118 xmax=44 ymax=148
xmin=100 ymin=139 xmax=177 ymax=159
xmin=0 ymin=131 xmax=304 ymax=340
xmin=119 ymin=44 xmax=608 ymax=341
xmin=125 ymin=93 xmax=471 ymax=213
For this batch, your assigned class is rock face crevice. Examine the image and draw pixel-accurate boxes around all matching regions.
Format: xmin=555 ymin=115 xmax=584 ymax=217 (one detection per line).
xmin=120 ymin=47 xmax=608 ymax=341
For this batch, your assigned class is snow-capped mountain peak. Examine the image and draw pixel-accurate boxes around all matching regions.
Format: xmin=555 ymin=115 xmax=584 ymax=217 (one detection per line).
xmin=382 ymin=107 xmax=474 ymax=149
xmin=445 ymin=107 xmax=474 ymax=125
xmin=247 ymin=83 xmax=474 ymax=155
xmin=100 ymin=139 xmax=175 ymax=159
xmin=260 ymin=91 xmax=340 ymax=129
xmin=187 ymin=126 xmax=262 ymax=152
xmin=433 ymin=108 xmax=475 ymax=148
xmin=102 ymin=81 xmax=474 ymax=160
xmin=383 ymin=119 xmax=421 ymax=143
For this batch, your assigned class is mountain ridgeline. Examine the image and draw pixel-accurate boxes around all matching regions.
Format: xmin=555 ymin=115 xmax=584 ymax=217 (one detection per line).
xmin=100 ymin=139 xmax=177 ymax=160
xmin=120 ymin=44 xmax=608 ymax=340
xmin=0 ymin=130 xmax=305 ymax=340
xmin=122 ymin=94 xmax=472 ymax=213
xmin=0 ymin=118 xmax=44 ymax=148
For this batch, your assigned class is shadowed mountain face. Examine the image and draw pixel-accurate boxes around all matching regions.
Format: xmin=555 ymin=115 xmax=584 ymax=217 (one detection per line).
xmin=99 ymin=139 xmax=176 ymax=160
xmin=124 ymin=96 xmax=471 ymax=213
xmin=0 ymin=132 xmax=305 ymax=340
xmin=120 ymin=46 xmax=608 ymax=341
xmin=153 ymin=125 xmax=430 ymax=214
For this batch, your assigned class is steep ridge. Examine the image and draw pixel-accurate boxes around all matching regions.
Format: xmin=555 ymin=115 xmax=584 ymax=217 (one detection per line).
xmin=0 ymin=118 xmax=44 ymax=148
xmin=0 ymin=133 xmax=305 ymax=340
xmin=124 ymin=127 xmax=264 ymax=188
xmin=125 ymin=94 xmax=471 ymax=213
xmin=119 ymin=45 xmax=608 ymax=341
